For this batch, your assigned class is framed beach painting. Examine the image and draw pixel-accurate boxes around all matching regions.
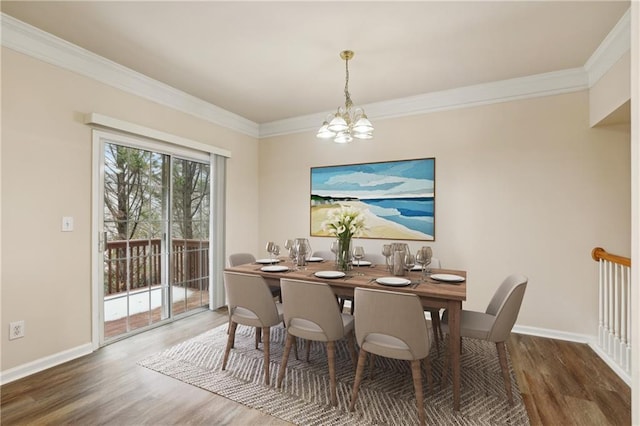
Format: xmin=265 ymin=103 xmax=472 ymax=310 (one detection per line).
xmin=310 ymin=158 xmax=435 ymax=241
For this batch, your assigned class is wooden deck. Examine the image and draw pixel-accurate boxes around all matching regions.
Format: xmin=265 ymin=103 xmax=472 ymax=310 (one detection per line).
xmin=104 ymin=290 xmax=209 ymax=339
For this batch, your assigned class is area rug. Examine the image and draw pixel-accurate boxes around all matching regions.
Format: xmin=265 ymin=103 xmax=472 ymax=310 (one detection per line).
xmin=139 ymin=323 xmax=529 ymax=425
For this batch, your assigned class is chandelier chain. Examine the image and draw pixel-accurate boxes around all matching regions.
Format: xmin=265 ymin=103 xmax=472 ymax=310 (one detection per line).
xmin=344 ymin=55 xmax=353 ymax=109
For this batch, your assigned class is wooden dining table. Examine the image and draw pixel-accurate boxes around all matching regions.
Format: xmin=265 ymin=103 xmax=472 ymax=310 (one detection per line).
xmin=224 ymin=257 xmax=467 ymax=411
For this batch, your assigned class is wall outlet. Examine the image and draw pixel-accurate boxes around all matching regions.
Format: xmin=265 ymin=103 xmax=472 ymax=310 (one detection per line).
xmin=9 ymin=320 xmax=25 ymax=340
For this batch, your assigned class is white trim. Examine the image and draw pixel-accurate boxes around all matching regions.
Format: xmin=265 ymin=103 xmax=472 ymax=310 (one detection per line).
xmin=84 ymin=113 xmax=231 ymax=158
xmin=0 ymin=343 xmax=93 ymax=385
xmin=585 ymin=8 xmax=631 ymax=87
xmin=0 ymin=13 xmax=259 ymax=138
xmin=589 ymin=342 xmax=632 ymax=386
xmin=1 ymin=9 xmax=631 ymax=140
xmin=259 ymin=67 xmax=588 ymax=138
xmin=512 ymin=324 xmax=592 ymax=344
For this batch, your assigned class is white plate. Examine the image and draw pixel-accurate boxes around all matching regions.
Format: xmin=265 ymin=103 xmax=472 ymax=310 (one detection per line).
xmin=352 ymin=260 xmax=372 ymax=266
xmin=376 ymin=277 xmax=411 ymax=287
xmin=430 ymin=273 xmax=465 ymax=283
xmin=260 ymin=265 xmax=289 ymax=272
xmin=409 ymin=265 xmax=423 ymax=271
xmin=256 ymin=258 xmax=281 ymax=264
xmin=314 ymin=271 xmax=346 ymax=279
xmin=307 ymin=256 xmax=324 ymax=262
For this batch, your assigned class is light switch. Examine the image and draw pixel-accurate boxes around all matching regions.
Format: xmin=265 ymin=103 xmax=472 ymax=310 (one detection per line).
xmin=62 ymin=216 xmax=74 ymax=232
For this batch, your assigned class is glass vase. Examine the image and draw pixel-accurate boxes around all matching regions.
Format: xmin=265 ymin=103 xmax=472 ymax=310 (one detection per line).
xmin=336 ymin=237 xmax=352 ymax=272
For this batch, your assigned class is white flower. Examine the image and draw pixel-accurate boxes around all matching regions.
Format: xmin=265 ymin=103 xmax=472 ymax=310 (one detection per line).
xmin=320 ymin=205 xmax=367 ymax=239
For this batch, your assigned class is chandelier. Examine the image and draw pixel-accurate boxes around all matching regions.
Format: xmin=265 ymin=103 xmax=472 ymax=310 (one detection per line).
xmin=316 ymin=50 xmax=374 ymax=143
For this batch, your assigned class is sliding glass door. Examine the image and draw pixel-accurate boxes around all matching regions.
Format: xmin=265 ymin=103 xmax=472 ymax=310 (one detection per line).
xmin=98 ymin=135 xmax=211 ymax=342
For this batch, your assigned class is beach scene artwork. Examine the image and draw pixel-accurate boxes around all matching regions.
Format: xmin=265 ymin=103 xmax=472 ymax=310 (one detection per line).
xmin=311 ymin=158 xmax=435 ymax=240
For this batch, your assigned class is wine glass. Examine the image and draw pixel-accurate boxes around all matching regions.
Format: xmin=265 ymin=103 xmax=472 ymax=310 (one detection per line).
xmin=422 ymin=246 xmax=433 ymax=275
xmin=265 ymin=241 xmax=276 ymax=263
xmin=352 ymin=246 xmax=365 ymax=274
xmin=404 ymin=253 xmax=415 ymax=273
xmin=415 ymin=249 xmax=428 ymax=281
xmin=330 ymin=240 xmax=339 ymax=264
xmin=382 ymin=244 xmax=392 ymax=273
xmin=272 ymin=244 xmax=280 ymax=260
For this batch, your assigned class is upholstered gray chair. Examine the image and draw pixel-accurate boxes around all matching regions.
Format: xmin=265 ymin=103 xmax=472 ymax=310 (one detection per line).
xmin=276 ymin=278 xmax=357 ymax=406
xmin=311 ymin=250 xmax=334 ymax=261
xmin=228 ymin=252 xmax=281 ymax=302
xmin=222 ymin=271 xmax=284 ymax=385
xmin=349 ymin=287 xmax=433 ymax=426
xmin=441 ymin=273 xmax=528 ymax=405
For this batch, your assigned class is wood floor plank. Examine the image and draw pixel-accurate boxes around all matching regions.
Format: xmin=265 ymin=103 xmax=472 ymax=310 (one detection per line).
xmin=1 ymin=310 xmax=631 ymax=425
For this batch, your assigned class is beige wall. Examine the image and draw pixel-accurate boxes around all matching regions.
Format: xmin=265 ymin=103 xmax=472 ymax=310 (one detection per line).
xmin=590 ymin=51 xmax=631 ymax=126
xmin=1 ymin=48 xmax=261 ymax=371
xmin=1 ymin=45 xmax=632 ymax=377
xmin=259 ymin=91 xmax=630 ymax=335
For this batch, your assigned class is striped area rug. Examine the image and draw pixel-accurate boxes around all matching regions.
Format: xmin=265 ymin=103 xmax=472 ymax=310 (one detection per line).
xmin=139 ymin=324 xmax=529 ymax=425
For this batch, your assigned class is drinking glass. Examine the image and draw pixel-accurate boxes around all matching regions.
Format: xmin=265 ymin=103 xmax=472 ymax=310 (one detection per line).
xmin=265 ymin=241 xmax=276 ymax=263
xmin=382 ymin=244 xmax=392 ymax=273
xmin=330 ymin=240 xmax=339 ymax=264
xmin=352 ymin=246 xmax=365 ymax=274
xmin=415 ymin=249 xmax=428 ymax=281
xmin=404 ymin=253 xmax=415 ymax=272
xmin=272 ymin=244 xmax=280 ymax=260
xmin=289 ymin=244 xmax=298 ymax=270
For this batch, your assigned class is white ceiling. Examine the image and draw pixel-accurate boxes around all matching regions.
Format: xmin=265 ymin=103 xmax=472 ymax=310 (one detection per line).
xmin=0 ymin=1 xmax=630 ymax=125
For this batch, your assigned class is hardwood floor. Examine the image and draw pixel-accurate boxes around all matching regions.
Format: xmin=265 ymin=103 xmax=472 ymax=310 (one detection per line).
xmin=1 ymin=309 xmax=631 ymax=425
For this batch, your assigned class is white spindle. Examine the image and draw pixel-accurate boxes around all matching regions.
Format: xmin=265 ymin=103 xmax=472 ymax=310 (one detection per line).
xmin=594 ymin=249 xmax=632 ymax=383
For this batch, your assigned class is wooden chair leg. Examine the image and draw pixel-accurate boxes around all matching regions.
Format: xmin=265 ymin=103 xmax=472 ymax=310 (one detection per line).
xmin=305 ymin=340 xmax=312 ymax=362
xmin=368 ymin=353 xmax=376 ymax=379
xmin=327 ymin=341 xmax=337 ymax=406
xmin=255 ymin=327 xmax=262 ymax=349
xmin=411 ymin=359 xmax=426 ymax=426
xmin=293 ymin=336 xmax=299 ymax=360
xmin=277 ymin=333 xmax=295 ymax=388
xmin=347 ymin=330 xmax=358 ymax=367
xmin=431 ymin=312 xmax=441 ymax=355
xmin=496 ymin=341 xmax=514 ymax=405
xmin=422 ymin=357 xmax=433 ymax=394
xmin=222 ymin=321 xmax=237 ymax=371
xmin=349 ymin=348 xmax=368 ymax=412
xmin=262 ymin=327 xmax=271 ymax=385
xmin=441 ymin=334 xmax=449 ymax=388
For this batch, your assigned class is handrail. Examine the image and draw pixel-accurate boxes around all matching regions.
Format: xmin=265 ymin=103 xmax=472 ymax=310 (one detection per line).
xmin=591 ymin=247 xmax=631 ymax=267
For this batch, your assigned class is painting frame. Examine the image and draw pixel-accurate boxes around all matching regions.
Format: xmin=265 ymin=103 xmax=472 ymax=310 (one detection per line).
xmin=310 ymin=158 xmax=435 ymax=241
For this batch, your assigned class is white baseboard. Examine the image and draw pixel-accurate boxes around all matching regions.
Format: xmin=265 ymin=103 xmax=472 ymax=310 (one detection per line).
xmin=512 ymin=324 xmax=593 ymax=343
xmin=588 ymin=342 xmax=632 ymax=386
xmin=0 ymin=343 xmax=93 ymax=385
xmin=512 ymin=324 xmax=631 ymax=385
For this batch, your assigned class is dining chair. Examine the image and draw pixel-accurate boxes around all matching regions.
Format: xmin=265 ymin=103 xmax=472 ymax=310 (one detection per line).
xmin=276 ymin=278 xmax=357 ymax=407
xmin=349 ymin=287 xmax=433 ymax=426
xmin=228 ymin=252 xmax=281 ymax=302
xmin=312 ymin=250 xmax=354 ymax=314
xmin=222 ymin=271 xmax=284 ymax=385
xmin=440 ymin=273 xmax=528 ymax=405
xmin=311 ymin=250 xmax=334 ymax=261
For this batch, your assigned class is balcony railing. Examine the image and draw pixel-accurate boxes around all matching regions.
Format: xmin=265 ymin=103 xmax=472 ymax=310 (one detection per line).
xmin=105 ymin=238 xmax=209 ymax=296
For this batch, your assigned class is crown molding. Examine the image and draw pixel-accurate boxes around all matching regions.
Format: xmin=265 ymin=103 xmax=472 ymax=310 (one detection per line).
xmin=260 ymin=67 xmax=588 ymax=138
xmin=2 ymin=8 xmax=630 ymax=140
xmin=0 ymin=13 xmax=260 ymax=138
xmin=584 ymin=8 xmax=631 ymax=87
